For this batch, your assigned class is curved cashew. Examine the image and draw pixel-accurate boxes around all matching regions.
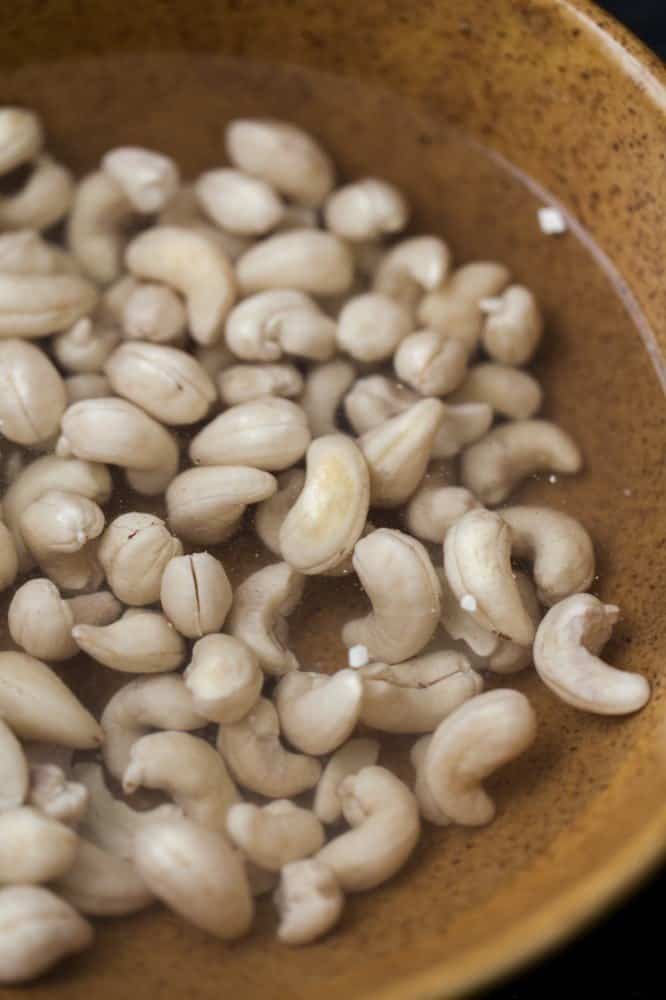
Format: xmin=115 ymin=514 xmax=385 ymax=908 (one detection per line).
xmin=126 ymin=225 xmax=237 ymax=345
xmin=54 ymin=838 xmax=154 ymax=917
xmin=20 ymin=489 xmax=105 ymax=592
xmin=0 ymin=229 xmax=79 ymax=276
xmin=0 ymin=718 xmax=28 ymax=811
xmin=236 ymin=229 xmax=353 ymax=296
xmin=226 ymin=118 xmax=334 ymax=207
xmin=134 ymin=815 xmax=253 ymax=939
xmin=0 ymin=339 xmax=67 ymax=446
xmin=0 ymin=651 xmax=102 ymax=748
xmin=501 ymin=505 xmax=595 ymax=606
xmin=418 ymin=260 xmax=510 ymax=351
xmin=359 ymin=650 xmax=483 ymax=734
xmin=101 ymin=146 xmax=179 ymax=213
xmin=275 ymin=670 xmax=363 ymax=755
xmin=73 ymin=609 xmax=186 ymax=674
xmin=227 ymin=800 xmax=324 ymax=871
xmin=66 ymin=171 xmax=135 ymax=284
xmin=65 ymin=373 xmax=112 ymax=404
xmin=0 ymin=271 xmax=97 ymax=338
xmin=432 ymin=401 xmax=494 ymax=459
xmin=225 ymin=288 xmax=336 ymax=362
xmin=158 ymin=185 xmax=253 ymax=257
xmin=275 ymin=859 xmax=344 ymax=946
xmin=533 ymin=593 xmax=650 ymax=714
xmin=460 ymin=419 xmax=582 ymax=505
xmin=405 ymin=484 xmax=480 ymax=544
xmin=410 ymin=735 xmax=448 ymax=825
xmin=105 ymin=341 xmax=217 ymax=425
xmin=217 ymin=697 xmax=321 ymax=798
xmin=101 ymin=674 xmax=207 ymax=780
xmin=422 ymin=689 xmax=537 ymax=825
xmin=184 ymin=634 xmax=263 ymax=724
xmin=444 ymin=509 xmax=536 ymax=646
xmin=0 ymin=521 xmax=19 ymax=591
xmin=300 ymin=359 xmax=356 ymax=438
xmin=254 ymin=468 xmax=305 ymax=557
xmin=0 ymin=155 xmax=73 ymax=232
xmin=53 ymin=316 xmax=120 ymax=375
xmin=9 ymin=578 xmax=77 ymax=661
xmin=449 ymin=362 xmax=543 ymax=420
xmin=56 ymin=397 xmax=180 ymax=496
xmin=316 ymin=766 xmax=420 ymax=892
xmin=0 ymin=107 xmax=43 ymax=173
xmin=394 ymin=330 xmax=468 ymax=397
xmin=360 ymin=398 xmax=445 ymax=508
xmin=166 ymin=465 xmax=277 ymax=545
xmin=0 ymin=885 xmax=93 ymax=986
xmin=219 ymin=362 xmax=303 ymax=406
xmin=373 ymin=236 xmax=451 ymax=310
xmin=481 ymin=285 xmax=542 ymax=365
xmin=344 ymin=374 xmax=419 ymax=436
xmin=227 ymin=562 xmax=305 ymax=675
xmin=325 ymin=177 xmax=408 ymax=241
xmin=27 ymin=764 xmax=88 ymax=826
xmin=122 ymin=281 xmax=187 ymax=343
xmin=98 ymin=511 xmax=182 ymax=606
xmin=0 ymin=806 xmax=79 ymax=884
xmin=195 ymin=167 xmax=284 ymax=235
xmin=280 ymin=435 xmax=369 ymax=574
xmin=313 ymin=738 xmax=380 ymax=824
xmin=124 ymin=732 xmax=239 ymax=833
xmin=190 ymin=396 xmax=311 ymax=471
xmin=67 ymin=590 xmax=122 ymax=627
xmin=488 ymin=572 xmax=542 ymax=675
xmin=342 ymin=529 xmax=441 ymax=663
xmin=160 ymin=552 xmax=233 ymax=638
xmin=337 ymin=292 xmax=412 ymax=363
xmin=437 ymin=567 xmax=500 ymax=657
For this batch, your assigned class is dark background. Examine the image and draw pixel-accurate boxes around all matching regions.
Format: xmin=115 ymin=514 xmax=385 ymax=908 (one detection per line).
xmin=489 ymin=3 xmax=664 ymax=998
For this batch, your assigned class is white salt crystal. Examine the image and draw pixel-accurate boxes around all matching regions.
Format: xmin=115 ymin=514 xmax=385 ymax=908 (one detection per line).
xmin=538 ymin=206 xmax=568 ymax=235
xmin=460 ymin=594 xmax=477 ymax=613
xmin=348 ymin=644 xmax=370 ymax=669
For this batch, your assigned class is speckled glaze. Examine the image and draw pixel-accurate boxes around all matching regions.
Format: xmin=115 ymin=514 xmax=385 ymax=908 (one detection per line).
xmin=0 ymin=1 xmax=665 ymax=997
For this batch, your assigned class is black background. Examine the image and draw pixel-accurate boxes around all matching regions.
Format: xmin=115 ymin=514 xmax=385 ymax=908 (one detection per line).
xmin=488 ymin=3 xmax=664 ymax=998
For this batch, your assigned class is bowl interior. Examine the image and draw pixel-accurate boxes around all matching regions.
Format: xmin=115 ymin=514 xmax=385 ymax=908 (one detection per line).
xmin=1 ymin=3 xmax=665 ymax=998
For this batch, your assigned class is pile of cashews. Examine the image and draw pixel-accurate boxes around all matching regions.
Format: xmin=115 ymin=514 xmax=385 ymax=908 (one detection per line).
xmin=0 ymin=106 xmax=651 ymax=984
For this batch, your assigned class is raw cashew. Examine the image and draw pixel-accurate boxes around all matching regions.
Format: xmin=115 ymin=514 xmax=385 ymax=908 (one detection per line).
xmin=124 ymin=732 xmax=239 ymax=833
xmin=360 ymin=399 xmax=445 ymax=508
xmin=359 ymin=651 xmax=483 ymax=733
xmin=160 ymin=552 xmax=232 ymax=638
xmin=438 ymin=567 xmax=500 ymax=658
xmin=280 ymin=434 xmax=369 ymax=574
xmin=325 ymin=178 xmax=408 ymax=241
xmin=0 ymin=651 xmax=102 ymax=748
xmin=481 ymin=285 xmax=543 ymax=365
xmin=405 ymin=484 xmax=480 ymax=543
xmin=0 ymin=155 xmax=72 ymax=232
xmin=225 ymin=288 xmax=336 ymax=362
xmin=449 ymin=362 xmax=543 ymax=420
xmin=337 ymin=292 xmax=412 ymax=363
xmin=219 ymin=362 xmax=303 ymax=406
xmin=226 ymin=119 xmax=334 ymax=207
xmin=488 ymin=572 xmax=542 ymax=675
xmin=227 ymin=800 xmax=324 ymax=871
xmin=101 ymin=674 xmax=207 ymax=780
xmin=53 ymin=316 xmax=120 ymax=375
xmin=410 ymin=735 xmax=448 ymax=825
xmin=422 ymin=689 xmax=537 ymax=825
xmin=227 ymin=562 xmax=304 ymax=676
xmin=0 ymin=271 xmax=97 ymax=338
xmin=254 ymin=468 xmax=305 ymax=557
xmin=122 ymin=282 xmax=187 ymax=343
xmin=344 ymin=374 xmax=419 ymax=435
xmin=418 ymin=260 xmax=510 ymax=351
xmin=0 ymin=339 xmax=67 ymax=446
xmin=65 ymin=373 xmax=111 ymax=403
xmin=9 ymin=578 xmax=77 ymax=661
xmin=444 ymin=509 xmax=536 ymax=645
xmin=0 ymin=230 xmax=78 ymax=276
xmin=195 ymin=342 xmax=235 ymax=380
xmin=533 ymin=593 xmax=650 ymax=714
xmin=0 ymin=107 xmax=43 ymax=173
xmin=190 ymin=396 xmax=311 ymax=471
xmin=0 ymin=885 xmax=93 ymax=985
xmin=158 ymin=185 xmax=253 ymax=257
xmin=373 ymin=236 xmax=450 ymax=310
xmin=54 ymin=838 xmax=154 ymax=917
xmin=134 ymin=815 xmax=253 ymax=939
xmin=56 ymin=397 xmax=180 ymax=496
xmin=166 ymin=465 xmax=277 ymax=544
xmin=184 ymin=634 xmax=263 ymax=724
xmin=343 ymin=529 xmax=441 ymax=663
xmin=275 ymin=670 xmax=363 ymax=755
xmin=195 ymin=167 xmax=284 ymax=235
xmin=27 ymin=764 xmax=87 ymax=827
xmin=316 ymin=766 xmax=420 ymax=892
xmin=0 ymin=717 xmax=28 ymax=812
xmin=501 ymin=505 xmax=595 ymax=605
xmin=67 ymin=590 xmax=123 ymax=627
xmin=101 ymin=146 xmax=179 ymax=213
xmin=126 ymin=225 xmax=237 ymax=345
xmin=66 ymin=171 xmax=136 ymax=283
xmin=98 ymin=511 xmax=182 ymax=606
xmin=431 ymin=402 xmax=494 ymax=459
xmin=105 ymin=341 xmax=217 ymax=424
xmin=0 ymin=522 xmax=18 ymax=591
xmin=275 ymin=859 xmax=344 ymax=946
xmin=73 ymin=609 xmax=186 ymax=674
xmin=300 ymin=359 xmax=356 ymax=437
xmin=0 ymin=806 xmax=79 ymax=884
xmin=236 ymin=229 xmax=353 ymax=296
xmin=394 ymin=330 xmax=468 ymax=396
xmin=20 ymin=489 xmax=105 ymax=592
xmin=460 ymin=419 xmax=582 ymax=505
xmin=313 ymin=738 xmax=380 ymax=824
xmin=217 ymin=697 xmax=321 ymax=797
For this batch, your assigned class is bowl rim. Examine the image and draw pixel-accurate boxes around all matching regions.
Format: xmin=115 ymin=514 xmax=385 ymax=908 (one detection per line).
xmin=373 ymin=2 xmax=666 ymax=996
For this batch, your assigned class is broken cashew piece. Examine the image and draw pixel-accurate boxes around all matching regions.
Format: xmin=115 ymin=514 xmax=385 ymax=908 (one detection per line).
xmin=27 ymin=764 xmax=89 ymax=826
xmin=275 ymin=859 xmax=344 ymax=946
xmin=0 ymin=717 xmax=28 ymax=812
xmin=166 ymin=465 xmax=277 ymax=545
xmin=274 ymin=670 xmax=364 ymax=755
xmin=227 ymin=800 xmax=325 ymax=871
xmin=98 ymin=511 xmax=182 ymax=606
xmin=227 ymin=562 xmax=304 ymax=676
xmin=184 ymin=634 xmax=263 ymax=725
xmin=533 ymin=593 xmax=650 ymax=714
xmin=313 ymin=738 xmax=380 ymax=825
xmin=101 ymin=146 xmax=179 ymax=213
xmin=72 ymin=609 xmax=186 ymax=674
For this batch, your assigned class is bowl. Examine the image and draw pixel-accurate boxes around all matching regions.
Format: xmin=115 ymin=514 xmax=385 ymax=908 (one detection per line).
xmin=1 ymin=1 xmax=665 ymax=997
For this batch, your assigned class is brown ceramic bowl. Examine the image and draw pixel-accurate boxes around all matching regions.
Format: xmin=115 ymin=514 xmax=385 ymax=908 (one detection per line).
xmin=1 ymin=1 xmax=665 ymax=997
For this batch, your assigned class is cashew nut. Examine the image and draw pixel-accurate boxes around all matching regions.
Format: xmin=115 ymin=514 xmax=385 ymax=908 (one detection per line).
xmin=342 ymin=529 xmax=441 ymax=663
xmin=405 ymin=484 xmax=480 ymax=543
xmin=300 ymin=359 xmax=356 ymax=437
xmin=0 ymin=339 xmax=67 ymax=446
xmin=337 ymin=292 xmax=412 ymax=363
xmin=0 ymin=155 xmax=73 ymax=232
xmin=460 ymin=419 xmax=582 ymax=505
xmin=225 ymin=288 xmax=336 ymax=362
xmin=431 ymin=401 xmax=494 ymax=459
xmin=122 ymin=281 xmax=187 ymax=343
xmin=316 ymin=766 xmax=420 ymax=892
xmin=437 ymin=567 xmax=500 ymax=657
xmin=9 ymin=578 xmax=77 ymax=661
xmin=0 ymin=107 xmax=43 ymax=173
xmin=0 ymin=521 xmax=19 ymax=591
xmin=0 ymin=717 xmax=28 ymax=812
xmin=344 ymin=374 xmax=419 ymax=435
xmin=190 ymin=396 xmax=310 ymax=471
xmin=422 ymin=689 xmax=537 ymax=825
xmin=533 ymin=593 xmax=650 ymax=714
xmin=101 ymin=146 xmax=179 ymax=213
xmin=227 ymin=562 xmax=304 ymax=676
xmin=166 ymin=465 xmax=277 ymax=544
xmin=0 ymin=806 xmax=79 ymax=884
xmin=73 ymin=609 xmax=186 ymax=674
xmin=0 ymin=271 xmax=97 ymax=338
xmin=54 ymin=838 xmax=154 ymax=917
xmin=481 ymin=285 xmax=543 ymax=365
xmin=98 ymin=511 xmax=182 ymax=606
xmin=324 ymin=178 xmax=408 ymax=241
xmin=394 ymin=330 xmax=468 ymax=396
xmin=373 ymin=236 xmax=450 ymax=310
xmin=448 ymin=362 xmax=543 ymax=420
xmin=158 ymin=185 xmax=253 ymax=258
xmin=217 ymin=697 xmax=321 ymax=797
xmin=418 ymin=260 xmax=510 ymax=351
xmin=64 ymin=373 xmax=112 ymax=403
xmin=275 ymin=859 xmax=344 ymax=946
xmin=236 ymin=229 xmax=353 ymax=296
xmin=313 ymin=738 xmax=380 ymax=824
xmin=488 ymin=572 xmax=542 ymax=675
xmin=0 ymin=229 xmax=78 ymax=276
xmin=160 ymin=552 xmax=232 ymax=638
xmin=275 ymin=670 xmax=364 ymax=755
xmin=227 ymin=800 xmax=324 ymax=871
xmin=66 ymin=170 xmax=135 ymax=284
xmin=53 ymin=316 xmax=120 ymax=375
xmin=195 ymin=167 xmax=284 ymax=235
xmin=20 ymin=489 xmax=105 ymax=592
xmin=219 ymin=362 xmax=303 ymax=406
xmin=254 ymin=468 xmax=305 ymax=557
xmin=184 ymin=634 xmax=263 ymax=724
xmin=410 ymin=734 xmax=448 ymax=825
xmin=194 ymin=342 xmax=235 ymax=381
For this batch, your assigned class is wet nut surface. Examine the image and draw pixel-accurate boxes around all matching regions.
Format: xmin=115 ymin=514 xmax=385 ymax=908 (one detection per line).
xmin=190 ymin=396 xmax=311 ymax=471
